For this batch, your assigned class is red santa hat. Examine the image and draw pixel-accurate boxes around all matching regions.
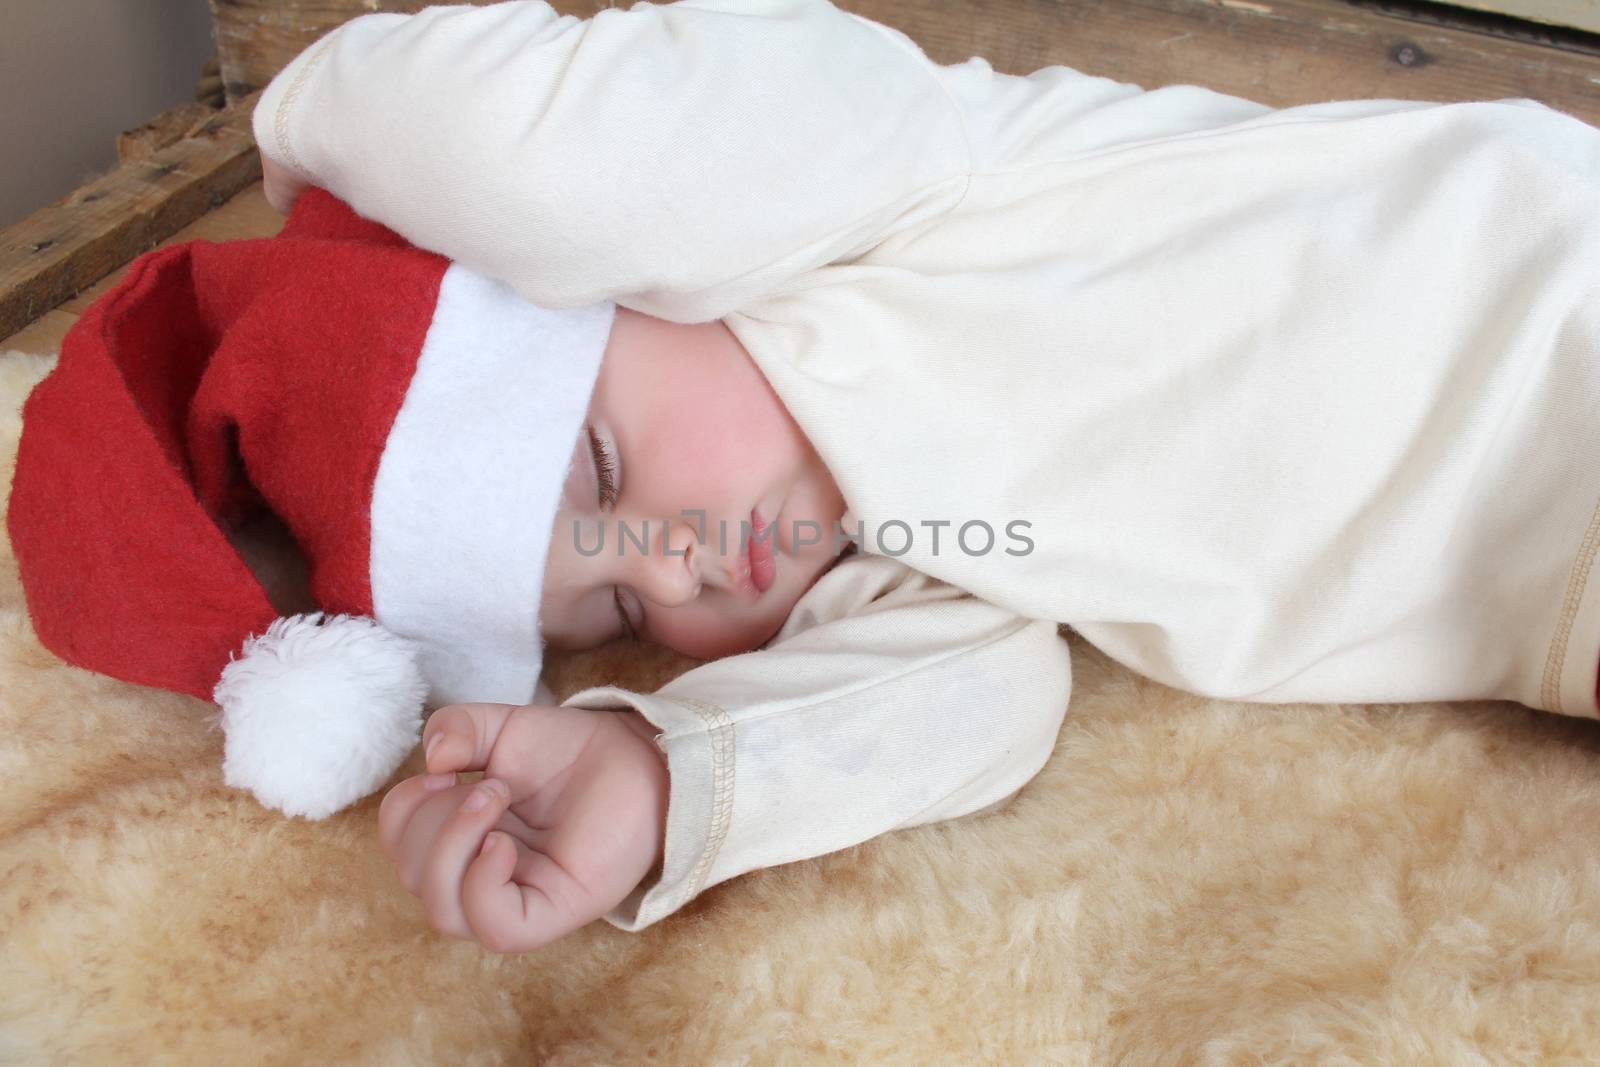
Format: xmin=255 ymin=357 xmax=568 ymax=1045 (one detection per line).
xmin=6 ymin=188 xmax=614 ymax=820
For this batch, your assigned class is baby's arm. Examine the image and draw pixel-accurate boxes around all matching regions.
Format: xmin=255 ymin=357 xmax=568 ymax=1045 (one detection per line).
xmin=558 ymin=551 xmax=1073 ymax=932
xmin=252 ymin=0 xmax=971 ymax=322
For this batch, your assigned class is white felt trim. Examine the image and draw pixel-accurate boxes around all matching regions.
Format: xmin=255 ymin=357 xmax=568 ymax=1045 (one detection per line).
xmin=369 ymin=265 xmax=613 ymax=706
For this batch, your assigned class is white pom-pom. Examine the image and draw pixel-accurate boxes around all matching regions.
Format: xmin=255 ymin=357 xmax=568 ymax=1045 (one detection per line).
xmin=211 ymin=612 xmax=428 ymax=820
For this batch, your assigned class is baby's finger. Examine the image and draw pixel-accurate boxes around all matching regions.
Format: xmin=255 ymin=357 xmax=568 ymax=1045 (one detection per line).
xmin=458 ymin=832 xmax=530 ymax=951
xmin=418 ymin=777 xmax=514 ymax=939
xmin=460 ymin=834 xmax=588 ymax=955
xmin=422 ymin=703 xmax=518 ymax=776
xmin=377 ymin=772 xmax=457 ymax=864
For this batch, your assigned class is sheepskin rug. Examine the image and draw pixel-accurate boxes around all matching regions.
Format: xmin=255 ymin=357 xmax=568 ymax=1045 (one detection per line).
xmin=4 ymin=345 xmax=1600 ymax=1065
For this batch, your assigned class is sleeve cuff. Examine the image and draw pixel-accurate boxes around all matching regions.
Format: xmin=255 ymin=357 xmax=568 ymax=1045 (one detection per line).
xmin=559 ymin=685 xmax=733 ymax=932
xmin=250 ymin=22 xmax=345 ymax=184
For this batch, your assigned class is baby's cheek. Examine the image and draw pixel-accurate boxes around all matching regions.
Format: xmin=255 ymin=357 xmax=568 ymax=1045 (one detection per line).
xmin=703 ymin=374 xmax=811 ymax=476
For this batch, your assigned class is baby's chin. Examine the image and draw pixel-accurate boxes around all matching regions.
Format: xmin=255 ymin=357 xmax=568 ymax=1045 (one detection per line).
xmin=656 ymin=608 xmax=791 ymax=662
xmin=744 ymin=540 xmax=859 ymax=653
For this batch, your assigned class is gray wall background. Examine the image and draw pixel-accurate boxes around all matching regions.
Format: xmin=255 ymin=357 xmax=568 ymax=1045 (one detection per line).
xmin=0 ymin=1 xmax=216 ymax=228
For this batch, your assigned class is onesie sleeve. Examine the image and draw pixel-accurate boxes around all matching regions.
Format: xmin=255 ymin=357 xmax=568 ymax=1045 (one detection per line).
xmin=252 ymin=0 xmax=972 ymax=322
xmin=556 ymin=552 xmax=1073 ymax=932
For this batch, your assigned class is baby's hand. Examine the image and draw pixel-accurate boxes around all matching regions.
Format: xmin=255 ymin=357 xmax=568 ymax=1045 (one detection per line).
xmin=260 ymin=153 xmax=308 ymax=215
xmin=377 ymin=702 xmax=668 ymax=953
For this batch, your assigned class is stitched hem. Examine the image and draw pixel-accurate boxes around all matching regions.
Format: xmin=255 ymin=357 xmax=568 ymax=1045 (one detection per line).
xmin=1542 ymin=491 xmax=1600 ymax=716
xmin=272 ymin=34 xmax=339 ymax=179
xmin=657 ymin=696 xmax=735 ymax=907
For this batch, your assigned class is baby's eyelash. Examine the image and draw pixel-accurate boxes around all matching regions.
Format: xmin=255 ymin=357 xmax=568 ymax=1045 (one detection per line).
xmin=586 ymin=424 xmax=633 ymax=638
xmin=586 ymin=424 xmax=619 ymax=511
xmin=614 ymin=586 xmax=638 ymax=641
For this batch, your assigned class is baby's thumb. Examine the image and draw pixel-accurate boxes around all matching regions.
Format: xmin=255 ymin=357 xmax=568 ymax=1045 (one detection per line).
xmin=422 ymin=702 xmax=517 ymax=775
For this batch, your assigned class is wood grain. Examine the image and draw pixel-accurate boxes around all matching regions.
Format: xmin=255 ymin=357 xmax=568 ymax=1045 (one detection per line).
xmin=1439 ymin=0 xmax=1600 ymax=35
xmin=0 ymin=93 xmax=263 ymax=341
xmin=206 ymin=0 xmax=609 ymax=101
xmin=891 ymin=0 xmax=1600 ymax=121
xmin=0 ymin=184 xmax=286 ymax=355
xmin=208 ymin=0 xmax=1600 ymax=123
xmin=116 ymin=101 xmax=225 ymax=163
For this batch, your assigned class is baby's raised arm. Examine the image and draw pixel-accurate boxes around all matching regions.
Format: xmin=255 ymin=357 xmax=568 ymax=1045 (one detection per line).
xmin=253 ymin=0 xmax=971 ymax=320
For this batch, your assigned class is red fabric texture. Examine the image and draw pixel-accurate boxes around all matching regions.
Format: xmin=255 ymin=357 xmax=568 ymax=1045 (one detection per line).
xmin=6 ymin=189 xmax=448 ymax=702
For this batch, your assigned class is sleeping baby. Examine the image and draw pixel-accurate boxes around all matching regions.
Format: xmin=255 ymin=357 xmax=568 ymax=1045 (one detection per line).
xmin=13 ymin=0 xmax=1600 ymax=955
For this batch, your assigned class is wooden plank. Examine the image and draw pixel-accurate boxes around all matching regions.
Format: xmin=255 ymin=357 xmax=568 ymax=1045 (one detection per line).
xmin=206 ymin=0 xmax=592 ymax=102
xmin=0 ymin=183 xmax=286 ymax=357
xmin=117 ymin=101 xmax=224 ymax=163
xmin=904 ymin=0 xmax=1600 ymax=121
xmin=1343 ymin=0 xmax=1600 ymax=59
xmin=1440 ymin=0 xmax=1600 ymax=35
xmin=209 ymin=0 xmax=1600 ymax=122
xmin=54 ymin=183 xmax=285 ymax=317
xmin=0 ymin=92 xmax=264 ymax=341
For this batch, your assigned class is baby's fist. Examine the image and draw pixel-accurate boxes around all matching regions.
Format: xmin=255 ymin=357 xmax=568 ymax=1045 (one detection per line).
xmin=379 ymin=701 xmax=668 ymax=953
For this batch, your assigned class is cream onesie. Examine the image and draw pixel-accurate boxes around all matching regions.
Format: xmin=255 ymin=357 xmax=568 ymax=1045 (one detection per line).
xmin=254 ymin=0 xmax=1600 ymax=930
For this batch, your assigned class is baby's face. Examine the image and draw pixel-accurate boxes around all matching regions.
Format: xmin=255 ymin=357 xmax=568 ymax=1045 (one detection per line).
xmin=539 ymin=306 xmax=848 ymax=661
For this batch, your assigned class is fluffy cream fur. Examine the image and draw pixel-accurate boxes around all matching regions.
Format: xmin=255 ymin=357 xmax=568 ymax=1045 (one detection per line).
xmin=4 ymin=347 xmax=1600 ymax=1063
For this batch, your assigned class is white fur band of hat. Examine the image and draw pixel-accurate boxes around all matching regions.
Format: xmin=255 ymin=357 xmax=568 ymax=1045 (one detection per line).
xmin=6 ymin=188 xmax=614 ymax=820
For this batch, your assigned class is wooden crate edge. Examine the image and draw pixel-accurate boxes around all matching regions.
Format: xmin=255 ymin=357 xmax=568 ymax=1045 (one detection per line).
xmin=0 ymin=92 xmax=263 ymax=339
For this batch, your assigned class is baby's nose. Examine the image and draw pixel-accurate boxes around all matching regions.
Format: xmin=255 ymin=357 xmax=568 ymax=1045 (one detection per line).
xmin=629 ymin=517 xmax=703 ymax=608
